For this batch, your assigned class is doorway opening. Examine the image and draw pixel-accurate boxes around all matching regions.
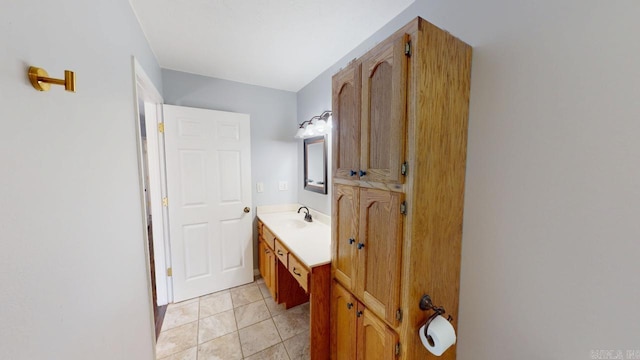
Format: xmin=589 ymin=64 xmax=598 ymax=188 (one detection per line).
xmin=133 ymin=59 xmax=171 ymax=339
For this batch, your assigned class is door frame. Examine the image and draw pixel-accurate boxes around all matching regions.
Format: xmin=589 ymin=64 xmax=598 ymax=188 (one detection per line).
xmin=132 ymin=57 xmax=172 ymax=309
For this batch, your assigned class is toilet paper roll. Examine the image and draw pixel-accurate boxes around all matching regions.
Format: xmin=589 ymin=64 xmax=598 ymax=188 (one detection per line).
xmin=419 ymin=315 xmax=457 ymax=356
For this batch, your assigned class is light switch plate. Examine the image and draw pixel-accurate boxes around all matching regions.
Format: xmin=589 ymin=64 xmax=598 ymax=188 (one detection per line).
xmin=257 ymin=182 xmax=264 ymax=193
xmin=278 ymin=181 xmax=288 ymax=191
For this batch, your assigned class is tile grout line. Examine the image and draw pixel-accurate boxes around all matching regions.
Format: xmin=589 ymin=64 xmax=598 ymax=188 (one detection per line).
xmin=231 ymin=286 xmax=245 ymax=359
xmin=196 ymin=296 xmax=201 ymax=360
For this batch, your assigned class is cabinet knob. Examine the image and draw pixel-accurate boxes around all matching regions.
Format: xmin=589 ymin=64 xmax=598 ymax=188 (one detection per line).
xmin=347 ymin=302 xmax=354 ymax=309
xmin=359 ymin=170 xmax=367 ymax=177
xmin=356 ymin=310 xmax=363 ymax=317
xmin=357 ymin=243 xmax=365 ymax=250
xmin=350 ymin=170 xmax=357 ymax=176
xmin=243 ymin=207 xmax=250 ymax=213
xmin=349 ymin=238 xmax=355 ymax=245
xmin=292 ymin=267 xmax=302 ymax=276
xmin=277 ymin=250 xmax=284 ymax=256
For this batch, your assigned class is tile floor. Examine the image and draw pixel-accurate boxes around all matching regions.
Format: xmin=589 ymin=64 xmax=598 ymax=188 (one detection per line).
xmin=156 ymin=278 xmax=310 ymax=360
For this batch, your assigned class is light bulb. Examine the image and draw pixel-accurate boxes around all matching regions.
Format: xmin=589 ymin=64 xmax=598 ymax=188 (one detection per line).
xmin=315 ymin=119 xmax=327 ymax=134
xmin=303 ymin=124 xmax=316 ymax=137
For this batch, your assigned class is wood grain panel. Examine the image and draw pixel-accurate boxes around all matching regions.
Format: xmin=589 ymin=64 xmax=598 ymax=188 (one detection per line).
xmin=357 ymin=305 xmax=398 ymax=360
xmin=399 ymin=18 xmax=472 ymax=360
xmin=263 ymin=225 xmax=276 ymax=250
xmin=276 ymin=259 xmax=309 ymax=309
xmin=288 ymin=254 xmax=309 ymax=292
xmin=332 ymin=61 xmax=362 ymax=180
xmin=357 ymin=188 xmax=403 ymax=326
xmin=309 ymin=264 xmax=331 ymax=360
xmin=274 ymin=239 xmax=289 ymax=268
xmin=332 ymin=184 xmax=359 ymax=290
xmin=331 ymin=281 xmax=357 ymax=360
xmin=259 ymin=238 xmax=277 ymax=300
xmin=360 ymin=35 xmax=408 ymax=184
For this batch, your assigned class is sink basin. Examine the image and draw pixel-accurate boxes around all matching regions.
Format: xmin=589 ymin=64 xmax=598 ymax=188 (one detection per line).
xmin=279 ymin=219 xmax=308 ymax=229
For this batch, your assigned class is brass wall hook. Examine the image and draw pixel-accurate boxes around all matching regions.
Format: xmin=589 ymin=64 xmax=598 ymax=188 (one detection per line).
xmin=28 ymin=66 xmax=76 ymax=92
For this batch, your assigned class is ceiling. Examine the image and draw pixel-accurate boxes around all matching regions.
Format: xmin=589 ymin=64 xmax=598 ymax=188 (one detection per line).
xmin=128 ymin=0 xmax=415 ymax=92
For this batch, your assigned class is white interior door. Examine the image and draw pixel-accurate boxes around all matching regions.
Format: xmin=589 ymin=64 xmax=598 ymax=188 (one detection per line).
xmin=163 ymin=104 xmax=253 ymax=302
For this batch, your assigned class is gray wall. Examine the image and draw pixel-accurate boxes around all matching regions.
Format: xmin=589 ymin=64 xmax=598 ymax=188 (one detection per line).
xmin=297 ymin=0 xmax=640 ymax=357
xmin=297 ymin=79 xmax=333 ymax=214
xmin=0 ymin=0 xmax=162 ymax=358
xmin=162 ymin=69 xmax=298 ymax=269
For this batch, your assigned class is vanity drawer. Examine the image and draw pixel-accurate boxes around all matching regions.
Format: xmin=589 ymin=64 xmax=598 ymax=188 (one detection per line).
xmin=288 ymin=255 xmax=309 ymax=292
xmin=263 ymin=226 xmax=276 ymax=250
xmin=274 ymin=240 xmax=289 ymax=268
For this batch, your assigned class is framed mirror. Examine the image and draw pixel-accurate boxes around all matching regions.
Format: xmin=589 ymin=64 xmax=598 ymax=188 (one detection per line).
xmin=304 ymin=136 xmax=327 ymax=194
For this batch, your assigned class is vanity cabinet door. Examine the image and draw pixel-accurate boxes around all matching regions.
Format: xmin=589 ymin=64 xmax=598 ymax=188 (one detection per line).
xmin=259 ymin=239 xmax=268 ymax=284
xmin=356 ymin=188 xmax=404 ymax=326
xmin=331 ymin=282 xmax=357 ymax=360
xmin=357 ymin=305 xmax=398 ymax=360
xmin=332 ymin=184 xmax=359 ymax=291
xmin=332 ymin=61 xmax=362 ymax=180
xmin=259 ymin=239 xmax=277 ymax=300
xmin=360 ymin=35 xmax=408 ymax=184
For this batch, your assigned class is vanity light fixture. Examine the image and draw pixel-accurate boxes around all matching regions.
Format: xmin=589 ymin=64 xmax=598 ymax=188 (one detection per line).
xmin=294 ymin=110 xmax=332 ymax=139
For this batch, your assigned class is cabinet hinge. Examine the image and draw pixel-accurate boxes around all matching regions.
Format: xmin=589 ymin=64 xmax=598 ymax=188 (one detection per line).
xmin=166 ymin=267 xmax=172 ymax=276
xmin=395 ymin=342 xmax=401 ymax=356
xmin=405 ymin=41 xmax=411 ymax=57
xmin=158 ymin=123 xmax=165 ymax=133
xmin=401 ymin=162 xmax=407 ymax=176
xmin=162 ymin=197 xmax=168 ymax=207
xmin=396 ymin=308 xmax=403 ymax=322
xmin=400 ymin=201 xmax=407 ymax=215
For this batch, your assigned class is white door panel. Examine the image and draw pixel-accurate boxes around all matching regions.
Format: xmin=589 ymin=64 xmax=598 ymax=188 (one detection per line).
xmin=163 ymin=104 xmax=252 ymax=302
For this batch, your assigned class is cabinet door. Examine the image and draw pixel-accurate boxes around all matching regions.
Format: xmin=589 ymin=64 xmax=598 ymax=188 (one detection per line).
xmin=356 ymin=188 xmax=404 ymax=326
xmin=258 ymin=239 xmax=269 ymax=287
xmin=357 ymin=305 xmax=398 ymax=360
xmin=266 ymin=248 xmax=277 ymax=300
xmin=259 ymin=239 xmax=277 ymax=300
xmin=360 ymin=35 xmax=408 ymax=184
xmin=332 ymin=184 xmax=359 ymax=290
xmin=331 ymin=282 xmax=357 ymax=360
xmin=332 ymin=61 xmax=362 ymax=180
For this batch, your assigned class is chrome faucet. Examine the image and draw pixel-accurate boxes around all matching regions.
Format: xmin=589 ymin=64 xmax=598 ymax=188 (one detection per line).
xmin=297 ymin=206 xmax=313 ymax=222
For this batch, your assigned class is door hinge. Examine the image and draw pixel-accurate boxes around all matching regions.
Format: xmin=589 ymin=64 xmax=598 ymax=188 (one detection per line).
xmin=405 ymin=41 xmax=411 ymax=57
xmin=395 ymin=342 xmax=401 ymax=356
xmin=396 ymin=308 xmax=403 ymax=322
xmin=158 ymin=123 xmax=165 ymax=133
xmin=400 ymin=201 xmax=407 ymax=215
xmin=166 ymin=267 xmax=172 ymax=276
xmin=162 ymin=197 xmax=168 ymax=207
xmin=401 ymin=162 xmax=407 ymax=176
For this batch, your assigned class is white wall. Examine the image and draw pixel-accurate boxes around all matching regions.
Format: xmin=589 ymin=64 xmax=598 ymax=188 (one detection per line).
xmin=297 ymin=0 xmax=640 ymax=357
xmin=0 ymin=0 xmax=162 ymax=359
xmin=161 ymin=69 xmax=298 ymax=268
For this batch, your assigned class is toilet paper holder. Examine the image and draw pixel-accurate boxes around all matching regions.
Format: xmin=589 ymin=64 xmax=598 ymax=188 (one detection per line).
xmin=419 ymin=295 xmax=453 ymax=345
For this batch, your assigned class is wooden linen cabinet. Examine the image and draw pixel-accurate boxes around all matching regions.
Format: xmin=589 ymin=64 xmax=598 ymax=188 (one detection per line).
xmin=330 ymin=16 xmax=472 ymax=360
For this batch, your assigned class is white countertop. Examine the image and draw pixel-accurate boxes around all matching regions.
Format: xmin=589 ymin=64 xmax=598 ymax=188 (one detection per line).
xmin=257 ymin=204 xmax=331 ymax=268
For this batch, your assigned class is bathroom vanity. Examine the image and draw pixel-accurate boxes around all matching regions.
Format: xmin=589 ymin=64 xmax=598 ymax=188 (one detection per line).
xmin=257 ymin=205 xmax=331 ymax=360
